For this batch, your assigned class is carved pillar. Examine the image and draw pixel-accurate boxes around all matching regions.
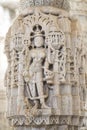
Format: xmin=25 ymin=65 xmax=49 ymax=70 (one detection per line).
xmin=58 ymin=16 xmax=71 ymax=83
xmin=17 ymin=50 xmax=25 ymax=115
xmin=5 ymin=33 xmax=11 ymax=117
xmin=58 ymin=15 xmax=72 ymax=116
xmin=70 ymin=20 xmax=81 ymax=117
xmin=5 ymin=0 xmax=87 ymax=130
xmin=10 ymin=48 xmax=16 ymax=115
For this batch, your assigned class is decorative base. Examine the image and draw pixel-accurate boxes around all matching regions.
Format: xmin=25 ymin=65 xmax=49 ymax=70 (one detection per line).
xmin=8 ymin=115 xmax=84 ymax=127
xmin=14 ymin=125 xmax=79 ymax=130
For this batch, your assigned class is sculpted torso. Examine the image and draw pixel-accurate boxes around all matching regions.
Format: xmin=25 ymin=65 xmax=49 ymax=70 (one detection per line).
xmin=29 ymin=48 xmax=46 ymax=73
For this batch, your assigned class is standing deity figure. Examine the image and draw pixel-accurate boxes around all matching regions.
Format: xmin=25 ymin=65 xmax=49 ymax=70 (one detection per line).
xmin=23 ymin=24 xmax=49 ymax=109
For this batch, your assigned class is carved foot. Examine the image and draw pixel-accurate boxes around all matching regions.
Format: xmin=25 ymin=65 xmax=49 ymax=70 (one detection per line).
xmin=34 ymin=101 xmax=38 ymax=108
xmin=41 ymin=103 xmax=50 ymax=109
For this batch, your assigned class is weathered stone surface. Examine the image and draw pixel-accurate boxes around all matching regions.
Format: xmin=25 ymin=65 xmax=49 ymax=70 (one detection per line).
xmin=19 ymin=0 xmax=70 ymax=11
xmin=0 ymin=3 xmax=17 ymax=130
xmin=5 ymin=0 xmax=87 ymax=130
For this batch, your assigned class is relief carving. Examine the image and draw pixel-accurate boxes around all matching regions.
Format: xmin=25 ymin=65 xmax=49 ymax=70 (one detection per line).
xmin=23 ymin=24 xmax=49 ymax=109
xmin=5 ymin=7 xmax=67 ymax=118
xmin=5 ymin=3 xmax=87 ymax=130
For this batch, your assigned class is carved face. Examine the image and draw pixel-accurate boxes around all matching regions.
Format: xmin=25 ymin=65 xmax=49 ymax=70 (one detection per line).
xmin=34 ymin=36 xmax=44 ymax=47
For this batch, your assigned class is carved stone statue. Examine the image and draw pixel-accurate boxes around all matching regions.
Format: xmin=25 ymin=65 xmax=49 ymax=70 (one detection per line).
xmin=23 ymin=24 xmax=49 ymax=109
xmin=5 ymin=0 xmax=87 ymax=130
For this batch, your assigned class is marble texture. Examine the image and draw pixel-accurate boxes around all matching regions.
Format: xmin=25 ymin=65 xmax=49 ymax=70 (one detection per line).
xmin=5 ymin=0 xmax=87 ymax=130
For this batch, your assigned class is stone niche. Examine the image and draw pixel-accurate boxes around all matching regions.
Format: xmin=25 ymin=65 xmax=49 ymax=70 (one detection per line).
xmin=5 ymin=0 xmax=87 ymax=130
